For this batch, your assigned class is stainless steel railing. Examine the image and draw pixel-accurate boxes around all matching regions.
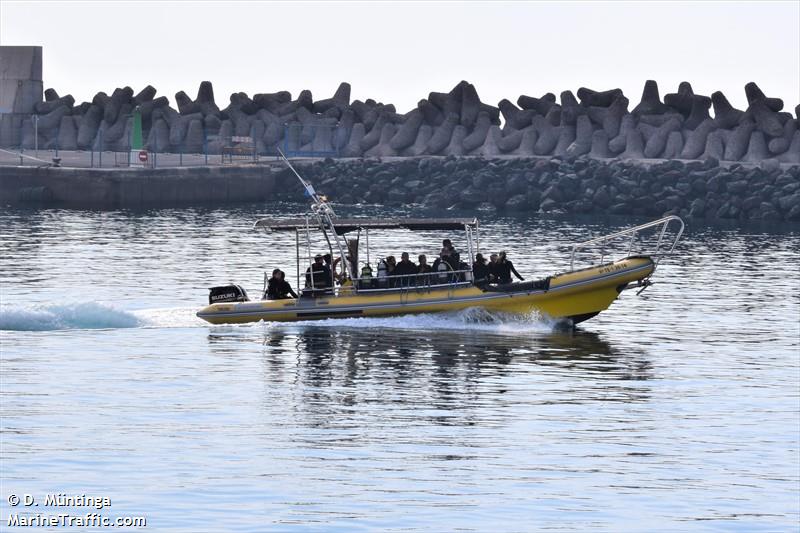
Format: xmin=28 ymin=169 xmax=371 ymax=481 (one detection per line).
xmin=302 ymin=267 xmax=476 ymax=297
xmin=569 ymin=216 xmax=685 ymax=271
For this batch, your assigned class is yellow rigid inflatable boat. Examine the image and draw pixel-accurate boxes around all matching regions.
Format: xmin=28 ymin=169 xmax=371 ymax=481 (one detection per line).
xmin=197 ymin=255 xmax=657 ymax=325
xmin=197 ymin=152 xmax=683 ymax=327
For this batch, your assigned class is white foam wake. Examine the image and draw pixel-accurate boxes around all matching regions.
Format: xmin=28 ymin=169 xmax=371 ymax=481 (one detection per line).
xmin=0 ymin=302 xmax=142 ymax=331
xmin=267 ymin=307 xmax=559 ymax=335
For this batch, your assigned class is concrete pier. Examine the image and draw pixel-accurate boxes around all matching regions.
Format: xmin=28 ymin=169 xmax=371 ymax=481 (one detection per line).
xmin=0 ymin=164 xmax=275 ymax=208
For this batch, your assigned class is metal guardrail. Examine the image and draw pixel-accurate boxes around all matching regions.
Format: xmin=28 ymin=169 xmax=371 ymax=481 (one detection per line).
xmin=569 ymin=216 xmax=685 ymax=271
xmin=297 ymin=267 xmax=475 ymax=298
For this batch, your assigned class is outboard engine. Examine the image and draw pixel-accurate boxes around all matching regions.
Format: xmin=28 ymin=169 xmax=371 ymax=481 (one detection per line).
xmin=208 ymin=284 xmax=249 ymax=304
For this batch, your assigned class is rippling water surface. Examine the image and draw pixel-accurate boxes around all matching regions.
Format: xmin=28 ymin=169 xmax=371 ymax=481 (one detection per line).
xmin=1 ymin=204 xmax=798 ymax=532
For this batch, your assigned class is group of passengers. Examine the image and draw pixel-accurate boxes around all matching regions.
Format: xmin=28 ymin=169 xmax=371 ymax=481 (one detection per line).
xmin=472 ymin=251 xmax=525 ymax=285
xmin=263 ymin=240 xmax=525 ymax=300
xmin=371 ymin=239 xmax=465 ymax=288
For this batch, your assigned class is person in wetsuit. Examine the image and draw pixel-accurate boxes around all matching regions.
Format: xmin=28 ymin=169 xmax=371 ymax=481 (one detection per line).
xmin=496 ymin=251 xmax=525 ymax=284
xmin=392 ymin=252 xmax=418 ymax=286
xmin=472 ymin=253 xmax=489 ymax=284
xmin=488 ymin=253 xmax=500 ymax=283
xmin=323 ymin=253 xmax=336 ymax=287
xmin=305 ymin=254 xmax=331 ymax=291
xmin=265 ymin=269 xmax=298 ymax=300
xmin=440 ymin=239 xmax=460 ymax=271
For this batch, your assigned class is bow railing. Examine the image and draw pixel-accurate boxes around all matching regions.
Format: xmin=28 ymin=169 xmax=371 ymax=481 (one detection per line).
xmin=569 ymin=216 xmax=685 ymax=271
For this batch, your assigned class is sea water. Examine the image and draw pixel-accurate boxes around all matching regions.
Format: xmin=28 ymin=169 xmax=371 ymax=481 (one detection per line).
xmin=1 ymin=204 xmax=798 ymax=532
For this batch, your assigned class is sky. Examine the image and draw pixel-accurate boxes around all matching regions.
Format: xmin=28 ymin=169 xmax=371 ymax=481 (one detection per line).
xmin=1 ymin=1 xmax=798 ymax=114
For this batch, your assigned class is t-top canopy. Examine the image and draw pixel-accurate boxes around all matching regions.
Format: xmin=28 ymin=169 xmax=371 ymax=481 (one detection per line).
xmin=254 ymin=217 xmax=478 ymax=235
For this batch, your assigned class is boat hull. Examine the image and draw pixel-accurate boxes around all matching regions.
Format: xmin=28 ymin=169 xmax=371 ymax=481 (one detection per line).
xmin=196 ymin=256 xmax=655 ymax=325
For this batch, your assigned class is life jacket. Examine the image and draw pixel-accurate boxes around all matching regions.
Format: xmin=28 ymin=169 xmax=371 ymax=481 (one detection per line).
xmin=436 ymin=260 xmax=450 ymax=282
xmin=361 ymin=265 xmax=373 ymax=279
xmin=377 ymin=259 xmax=387 ymax=278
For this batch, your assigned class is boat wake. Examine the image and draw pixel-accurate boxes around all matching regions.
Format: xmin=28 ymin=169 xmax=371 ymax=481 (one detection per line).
xmin=0 ymin=302 xmax=142 ymax=331
xmin=1 ymin=302 xmax=556 ymax=334
xmin=269 ymin=307 xmax=560 ymax=335
xmin=0 ymin=302 xmax=203 ymax=331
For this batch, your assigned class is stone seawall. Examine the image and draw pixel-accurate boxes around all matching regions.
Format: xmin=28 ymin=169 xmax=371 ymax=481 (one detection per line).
xmin=281 ymin=157 xmax=800 ymax=222
xmin=0 ymin=164 xmax=275 ymax=208
xmin=2 ymin=156 xmax=798 ymax=221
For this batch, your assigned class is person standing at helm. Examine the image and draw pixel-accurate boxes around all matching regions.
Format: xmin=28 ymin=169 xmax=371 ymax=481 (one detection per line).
xmin=305 ymin=254 xmax=329 ymax=290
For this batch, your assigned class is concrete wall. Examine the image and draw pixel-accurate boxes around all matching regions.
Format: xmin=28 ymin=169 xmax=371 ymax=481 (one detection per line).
xmin=0 ymin=46 xmax=44 ymax=147
xmin=0 ymin=164 xmax=275 ymax=208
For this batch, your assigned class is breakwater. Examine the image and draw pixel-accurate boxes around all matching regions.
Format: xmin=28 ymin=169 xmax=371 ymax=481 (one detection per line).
xmin=3 ymin=156 xmax=798 ymax=222
xmin=284 ymin=156 xmax=800 ymax=222
xmin=8 ymin=79 xmax=800 ymax=165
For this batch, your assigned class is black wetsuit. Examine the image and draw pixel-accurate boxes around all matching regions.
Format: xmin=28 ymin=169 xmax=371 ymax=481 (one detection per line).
xmin=472 ymin=261 xmax=489 ymax=283
xmin=305 ymin=263 xmax=331 ymax=289
xmin=392 ymin=260 xmax=418 ymax=286
xmin=496 ymin=259 xmax=523 ymax=284
xmin=488 ymin=261 xmax=501 ymax=283
xmin=266 ymin=278 xmax=298 ymax=300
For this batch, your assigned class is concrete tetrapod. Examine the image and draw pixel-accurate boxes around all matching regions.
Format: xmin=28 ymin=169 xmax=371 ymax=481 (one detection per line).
xmin=460 ymin=82 xmax=481 ymax=128
xmin=565 ymin=115 xmax=592 ymax=157
xmin=743 ymin=131 xmax=770 ymax=162
xmin=512 ymin=126 xmax=538 ymax=156
xmin=77 ymin=104 xmax=103 ymax=149
xmin=417 ymin=99 xmax=444 ymax=127
xmin=34 ymin=95 xmax=75 ymax=115
xmin=745 ymin=82 xmax=783 ymax=112
xmin=517 ymin=93 xmax=556 ymax=115
xmin=701 ymin=129 xmax=727 ymax=160
xmin=359 ymin=114 xmax=386 ymax=153
xmin=778 ymin=130 xmax=800 ymax=164
xmin=664 ymin=82 xmax=695 ymax=116
xmin=364 ymin=123 xmax=398 ymax=157
xmin=684 ymin=96 xmax=712 ymax=130
xmin=533 ymin=116 xmax=559 ymax=155
xmin=609 ymin=114 xmax=635 ymax=153
xmin=462 ymin=112 xmax=491 ymax=152
xmin=576 ymin=87 xmax=623 ymax=108
xmin=496 ymin=127 xmax=524 ymax=153
xmin=680 ymin=119 xmax=717 ymax=159
xmin=402 ymin=124 xmax=433 ymax=156
xmin=602 ymin=96 xmax=629 ymax=138
xmin=723 ymin=120 xmax=755 ymax=161
xmin=644 ymin=117 xmax=681 ymax=158
xmin=425 ymin=113 xmax=458 ymax=155
xmin=134 ymin=85 xmax=157 ymax=105
xmin=553 ymin=125 xmax=576 ymax=156
xmin=389 ymin=109 xmax=423 ymax=151
xmin=747 ymin=100 xmax=784 ymax=138
xmin=768 ymin=119 xmax=797 ymax=155
xmin=443 ymin=125 xmax=467 ymax=156
xmin=498 ymin=99 xmax=533 ymax=130
xmin=56 ymin=115 xmax=78 ymax=150
xmin=589 ymin=130 xmax=612 ymax=158
xmin=711 ymin=91 xmax=745 ymax=129
xmin=661 ymin=131 xmax=684 ymax=159
xmin=618 ymin=128 xmax=645 ymax=159
xmin=342 ymin=123 xmax=366 ymax=157
xmin=632 ymin=80 xmax=670 ymax=115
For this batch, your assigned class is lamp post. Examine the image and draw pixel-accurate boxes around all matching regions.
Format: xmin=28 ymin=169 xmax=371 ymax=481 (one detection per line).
xmin=33 ymin=115 xmax=39 ymax=157
xmin=130 ymin=106 xmax=146 ymax=168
